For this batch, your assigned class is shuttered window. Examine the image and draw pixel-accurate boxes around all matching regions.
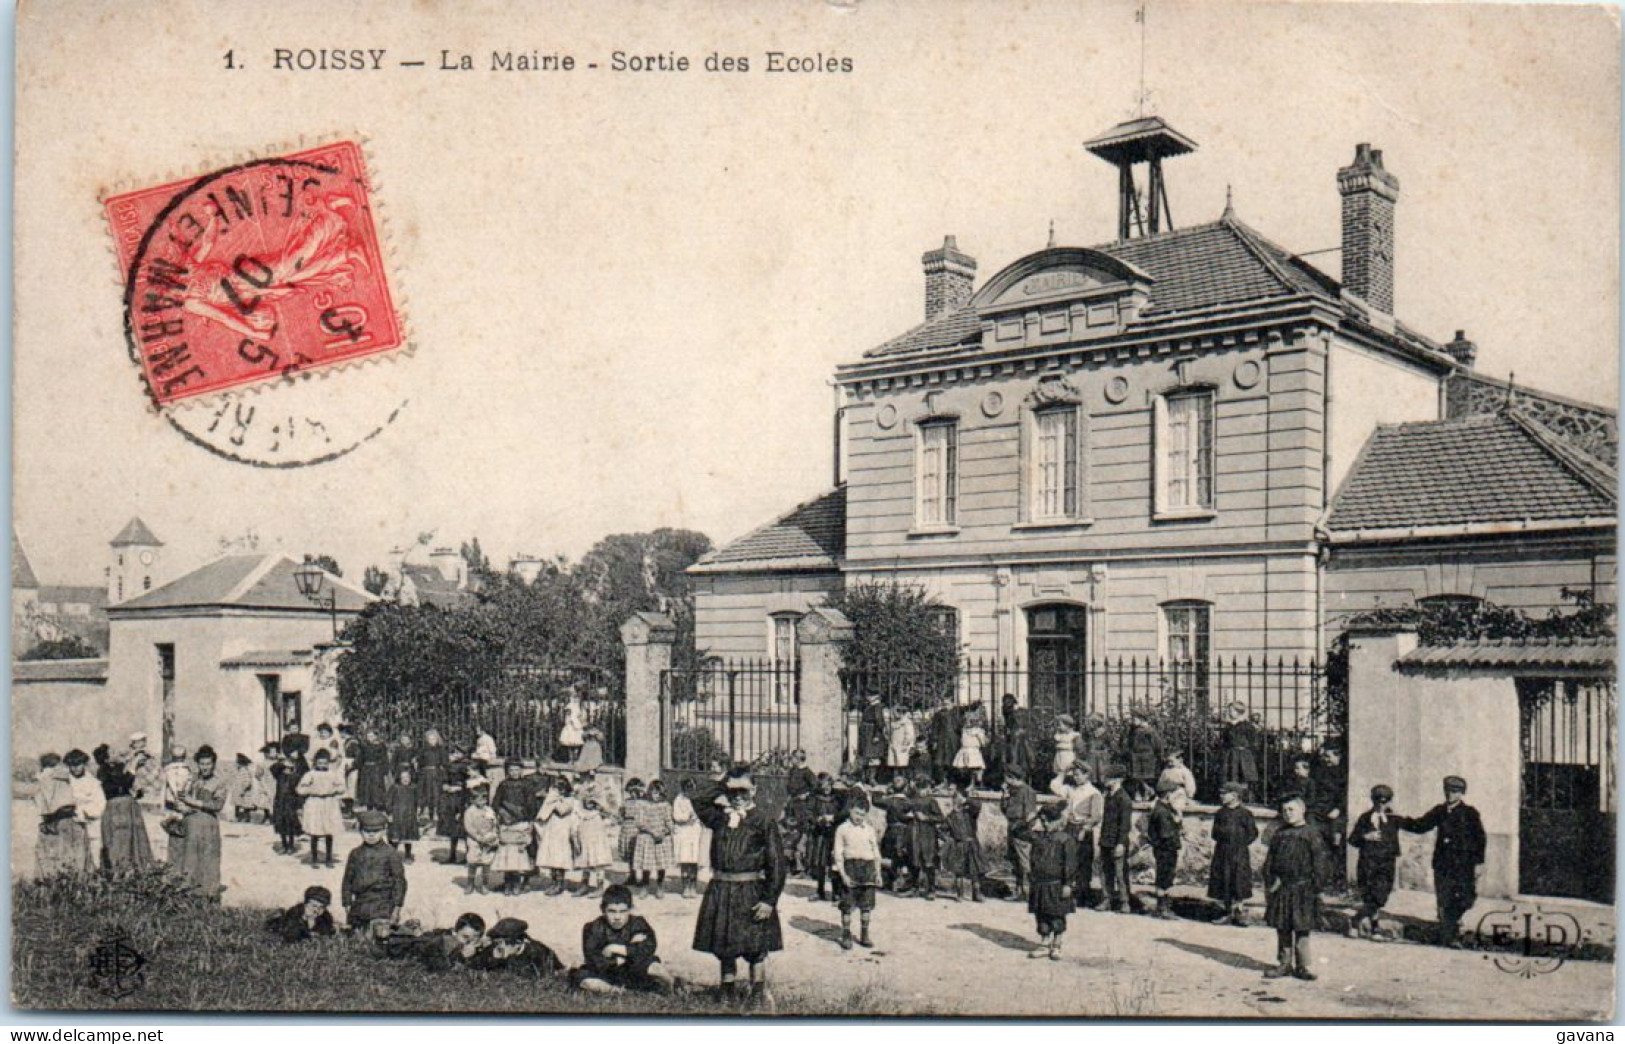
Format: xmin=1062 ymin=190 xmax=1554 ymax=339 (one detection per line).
xmin=1160 ymin=390 xmax=1215 ymax=512
xmin=1032 ymin=407 xmax=1079 ymax=520
xmin=917 ymin=420 xmax=958 ymax=527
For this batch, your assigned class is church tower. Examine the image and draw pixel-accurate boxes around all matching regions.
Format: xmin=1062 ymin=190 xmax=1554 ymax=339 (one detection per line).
xmin=108 ymin=517 xmax=162 ymax=604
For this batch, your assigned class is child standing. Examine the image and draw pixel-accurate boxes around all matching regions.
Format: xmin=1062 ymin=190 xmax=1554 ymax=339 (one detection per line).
xmin=908 ymin=775 xmax=943 ymax=901
xmin=493 ymin=790 xmax=536 ymax=897
xmin=618 ymin=779 xmax=646 ymax=869
xmin=1146 ymin=779 xmax=1184 ymax=919
xmin=1264 ymin=795 xmax=1331 ymax=980
xmin=269 ymin=747 xmax=307 ymax=855
xmin=1051 ymin=715 xmax=1082 ymax=778
xmin=1347 ymin=784 xmax=1403 ymax=939
xmin=295 ymin=749 xmax=345 ymax=868
xmin=803 ymin=774 xmax=842 ymax=902
xmin=1016 ymin=802 xmax=1077 ymax=960
xmin=951 ymin=711 xmax=989 ymax=788
xmin=573 ymin=884 xmax=676 ymax=994
xmin=439 ymin=752 xmax=470 ymax=865
xmin=831 ymin=800 xmax=881 ymax=950
xmin=631 ymin=779 xmax=676 ymax=899
xmin=462 ymin=784 xmax=498 ymax=894
xmin=1208 ymin=781 xmax=1258 ymax=925
xmin=940 ymin=786 xmax=986 ymax=902
xmin=573 ymin=795 xmax=613 ymax=898
xmin=535 ymin=777 xmax=579 ymax=896
xmin=672 ymin=777 xmax=706 ymax=898
xmin=343 ymin=810 xmax=408 ymax=936
xmin=387 ymin=766 xmax=421 ymax=863
xmin=230 ymin=754 xmax=264 ymax=823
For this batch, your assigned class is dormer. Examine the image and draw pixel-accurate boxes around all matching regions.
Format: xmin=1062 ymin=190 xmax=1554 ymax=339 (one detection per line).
xmin=971 ymin=247 xmax=1155 ymax=350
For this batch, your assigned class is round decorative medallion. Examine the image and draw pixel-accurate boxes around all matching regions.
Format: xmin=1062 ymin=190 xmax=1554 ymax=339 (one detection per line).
xmin=876 ymin=403 xmax=899 ymax=430
xmin=1234 ymin=360 xmax=1263 ymax=390
xmin=1104 ymin=375 xmax=1130 ymax=404
xmin=980 ymin=391 xmax=1005 ymax=418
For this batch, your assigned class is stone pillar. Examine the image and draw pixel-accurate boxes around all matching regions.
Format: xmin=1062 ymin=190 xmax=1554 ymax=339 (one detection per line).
xmin=621 ymin=611 xmax=674 ymax=784
xmin=795 ymin=607 xmax=854 ymax=776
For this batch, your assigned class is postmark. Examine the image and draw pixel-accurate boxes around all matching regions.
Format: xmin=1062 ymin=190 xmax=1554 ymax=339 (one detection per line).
xmin=87 ymin=929 xmax=147 ymax=1000
xmin=103 ymin=141 xmax=409 ymax=466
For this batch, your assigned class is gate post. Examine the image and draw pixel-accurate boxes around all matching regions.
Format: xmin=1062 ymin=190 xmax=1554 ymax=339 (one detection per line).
xmin=796 ymin=607 xmax=854 ymax=776
xmin=621 ymin=611 xmax=675 ymax=783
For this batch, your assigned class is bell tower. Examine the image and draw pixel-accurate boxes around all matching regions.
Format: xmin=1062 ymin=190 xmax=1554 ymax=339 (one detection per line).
xmin=108 ymin=517 xmax=163 ymax=604
xmin=1084 ymin=116 xmax=1198 ymax=241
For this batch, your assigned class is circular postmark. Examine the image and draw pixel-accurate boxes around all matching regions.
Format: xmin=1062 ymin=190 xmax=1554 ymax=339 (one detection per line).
xmin=107 ymin=142 xmax=409 ymax=467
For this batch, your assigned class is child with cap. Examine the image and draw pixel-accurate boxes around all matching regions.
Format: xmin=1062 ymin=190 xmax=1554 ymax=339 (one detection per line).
xmin=296 ymin=748 xmax=346 ymax=868
xmin=1146 ymin=778 xmax=1184 ymax=919
xmin=573 ymin=883 xmax=676 ymax=994
xmin=1013 ymin=801 xmax=1077 ymax=960
xmin=1095 ymin=764 xmax=1138 ymax=913
xmin=1264 ymin=795 xmax=1331 ymax=980
xmin=475 ymin=917 xmax=563 ymax=978
xmin=1208 ymin=780 xmax=1258 ymax=925
xmin=461 ymin=783 xmax=499 ymax=894
xmin=264 ymin=885 xmax=336 ymax=943
xmin=343 ymin=809 xmax=407 ymax=934
xmin=1348 ymin=783 xmax=1404 ymax=939
xmin=831 ymin=796 xmax=882 ymax=949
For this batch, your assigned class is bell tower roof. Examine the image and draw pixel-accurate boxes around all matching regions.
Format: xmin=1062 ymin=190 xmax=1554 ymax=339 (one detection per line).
xmin=110 ymin=517 xmax=162 ymax=548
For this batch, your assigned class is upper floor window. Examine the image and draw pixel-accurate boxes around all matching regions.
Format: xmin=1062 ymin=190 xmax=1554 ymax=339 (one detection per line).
xmin=1155 ymin=389 xmax=1215 ymax=515
xmin=916 ymin=420 xmax=958 ymax=528
xmin=1031 ymin=406 xmax=1080 ymax=521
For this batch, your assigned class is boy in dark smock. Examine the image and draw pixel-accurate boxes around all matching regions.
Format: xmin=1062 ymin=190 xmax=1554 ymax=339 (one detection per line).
xmin=803 ymin=774 xmax=842 ymax=901
xmin=908 ymin=776 xmax=943 ymax=900
xmin=1207 ymin=781 xmax=1258 ymax=925
xmin=263 ymin=885 xmax=337 ymax=943
xmin=342 ymin=810 xmax=408 ymax=935
xmin=1263 ymin=795 xmax=1331 ymax=980
xmin=1013 ymin=802 xmax=1077 ymax=960
xmin=472 ymin=917 xmax=564 ymax=978
xmin=1096 ymin=765 xmax=1138 ymax=912
xmin=1146 ymin=779 xmax=1183 ymax=919
xmin=691 ymin=769 xmax=786 ymax=1003
xmin=575 ymin=884 xmax=676 ymax=994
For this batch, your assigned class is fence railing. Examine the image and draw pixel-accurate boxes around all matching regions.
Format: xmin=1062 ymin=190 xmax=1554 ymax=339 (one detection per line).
xmin=840 ymin=656 xmax=1333 ymax=805
xmin=660 ymin=659 xmax=801 ymax=774
xmin=359 ymin=662 xmax=627 ymax=766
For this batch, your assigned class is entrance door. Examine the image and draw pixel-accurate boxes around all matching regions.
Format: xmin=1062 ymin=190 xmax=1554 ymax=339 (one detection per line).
xmin=1026 ymin=604 xmax=1089 ymax=726
xmin=156 ymin=644 xmax=176 ymax=756
xmin=1519 ymin=678 xmax=1616 ymax=902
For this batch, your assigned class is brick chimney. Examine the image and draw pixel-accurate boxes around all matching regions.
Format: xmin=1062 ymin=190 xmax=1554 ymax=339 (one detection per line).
xmin=1337 ymin=144 xmax=1401 ymax=315
xmin=1443 ymin=330 xmax=1477 ymax=368
xmin=921 ymin=235 xmax=976 ymax=321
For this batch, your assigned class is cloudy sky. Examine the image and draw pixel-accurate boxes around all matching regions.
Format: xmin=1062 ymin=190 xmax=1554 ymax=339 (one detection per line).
xmin=13 ymin=0 xmax=1619 ymax=589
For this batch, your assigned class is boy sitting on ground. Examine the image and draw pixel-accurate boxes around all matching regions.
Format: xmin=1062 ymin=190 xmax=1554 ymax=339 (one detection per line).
xmin=263 ymin=885 xmax=337 ymax=943
xmin=572 ymin=884 xmax=676 ymax=994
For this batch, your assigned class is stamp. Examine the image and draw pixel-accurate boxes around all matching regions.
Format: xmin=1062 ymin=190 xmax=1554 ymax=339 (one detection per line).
xmin=103 ymin=141 xmax=410 ymax=466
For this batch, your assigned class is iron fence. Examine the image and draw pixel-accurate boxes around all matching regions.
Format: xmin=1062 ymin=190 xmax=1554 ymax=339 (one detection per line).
xmin=359 ymin=662 xmax=626 ymax=766
xmin=841 ymin=655 xmax=1333 ymax=805
xmin=660 ymin=659 xmax=801 ymax=774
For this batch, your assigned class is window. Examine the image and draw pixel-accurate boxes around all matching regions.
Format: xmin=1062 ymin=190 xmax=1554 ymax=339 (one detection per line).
xmin=927 ymin=605 xmax=961 ymax=649
xmin=1156 ymin=389 xmax=1215 ymax=515
xmin=916 ymin=420 xmax=958 ymax=528
xmin=1031 ymin=407 xmax=1080 ymax=521
xmin=1163 ymin=601 xmax=1212 ymax=708
xmin=769 ymin=613 xmax=800 ymax=706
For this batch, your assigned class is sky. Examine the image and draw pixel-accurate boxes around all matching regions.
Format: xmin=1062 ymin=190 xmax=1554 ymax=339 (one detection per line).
xmin=12 ymin=0 xmax=1620 ymax=590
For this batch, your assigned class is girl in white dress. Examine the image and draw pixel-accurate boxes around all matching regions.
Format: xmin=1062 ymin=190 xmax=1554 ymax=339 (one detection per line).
xmin=535 ymin=777 xmax=579 ymax=896
xmin=671 ymin=777 xmax=707 ymax=898
xmin=572 ymin=794 xmax=613 ymax=897
xmin=295 ymin=749 xmax=345 ymax=867
xmin=951 ymin=712 xmax=990 ymax=787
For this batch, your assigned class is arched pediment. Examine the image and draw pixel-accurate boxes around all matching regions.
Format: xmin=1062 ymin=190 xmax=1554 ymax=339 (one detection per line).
xmin=971 ymin=248 xmax=1154 ymax=313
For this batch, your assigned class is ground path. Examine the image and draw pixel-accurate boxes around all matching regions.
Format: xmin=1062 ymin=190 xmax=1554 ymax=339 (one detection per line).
xmin=10 ymin=803 xmax=1612 ymax=1019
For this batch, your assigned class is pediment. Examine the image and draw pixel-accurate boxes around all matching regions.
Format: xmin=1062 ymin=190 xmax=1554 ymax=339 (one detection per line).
xmin=972 ymin=248 xmax=1153 ymax=314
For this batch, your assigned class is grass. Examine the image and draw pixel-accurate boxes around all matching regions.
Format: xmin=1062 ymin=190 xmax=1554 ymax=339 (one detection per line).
xmin=12 ymin=868 xmax=907 ymax=1015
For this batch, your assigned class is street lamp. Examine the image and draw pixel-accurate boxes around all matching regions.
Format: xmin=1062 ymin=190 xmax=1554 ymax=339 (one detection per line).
xmin=294 ymin=555 xmax=339 ymax=640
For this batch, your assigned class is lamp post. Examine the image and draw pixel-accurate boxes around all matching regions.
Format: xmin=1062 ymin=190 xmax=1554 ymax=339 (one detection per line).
xmin=294 ymin=555 xmax=339 ymax=640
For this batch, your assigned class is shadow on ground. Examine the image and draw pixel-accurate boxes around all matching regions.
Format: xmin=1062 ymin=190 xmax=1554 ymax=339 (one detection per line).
xmin=1156 ymin=936 xmax=1276 ymax=974
xmin=948 ymin=921 xmax=1043 ymax=953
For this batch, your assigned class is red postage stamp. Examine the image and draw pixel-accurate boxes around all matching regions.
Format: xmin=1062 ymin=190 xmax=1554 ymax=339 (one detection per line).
xmin=104 ymin=141 xmax=403 ymax=407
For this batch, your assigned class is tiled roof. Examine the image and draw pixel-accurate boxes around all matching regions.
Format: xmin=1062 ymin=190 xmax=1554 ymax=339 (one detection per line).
xmin=12 ymin=658 xmax=109 ymax=683
xmin=11 ymin=530 xmax=39 ymax=589
xmin=398 ymin=564 xmax=479 ymax=608
xmin=1399 ymin=637 xmax=1615 ymax=672
xmin=38 ymin=586 xmax=107 ymax=609
xmin=864 ymin=217 xmax=1343 ymax=360
xmin=220 ymin=648 xmax=315 ymax=669
xmin=110 ymin=553 xmax=375 ymax=613
xmin=692 ymin=487 xmax=846 ymax=573
xmin=110 ymin=517 xmax=162 ymax=547
xmin=1326 ymin=411 xmax=1617 ymax=535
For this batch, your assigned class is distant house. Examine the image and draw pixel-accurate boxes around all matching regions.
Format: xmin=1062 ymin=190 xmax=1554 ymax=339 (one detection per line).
xmin=11 ymin=551 xmax=375 ymax=762
xmin=11 ymin=516 xmax=162 ymax=657
xmin=381 ymin=545 xmax=484 ymax=608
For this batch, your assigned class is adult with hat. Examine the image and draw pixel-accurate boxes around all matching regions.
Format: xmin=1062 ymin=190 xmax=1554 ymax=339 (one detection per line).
xmin=1095 ymin=763 xmax=1139 ymax=913
xmin=690 ymin=766 xmax=786 ymax=1004
xmin=1348 ymin=783 xmax=1406 ymax=939
xmin=1401 ymin=775 xmax=1486 ymax=947
xmin=1208 ymin=780 xmax=1258 ymax=925
xmin=264 ymin=885 xmax=337 ymax=944
xmin=343 ymin=809 xmax=407 ymax=935
xmin=476 ymin=917 xmax=563 ymax=978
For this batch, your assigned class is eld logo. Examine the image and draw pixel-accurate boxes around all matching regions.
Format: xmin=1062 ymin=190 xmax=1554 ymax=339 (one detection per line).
xmin=1473 ymin=906 xmax=1584 ymax=978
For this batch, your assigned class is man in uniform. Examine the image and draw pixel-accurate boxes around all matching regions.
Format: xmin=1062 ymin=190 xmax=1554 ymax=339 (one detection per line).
xmin=1401 ymin=775 xmax=1486 ymax=947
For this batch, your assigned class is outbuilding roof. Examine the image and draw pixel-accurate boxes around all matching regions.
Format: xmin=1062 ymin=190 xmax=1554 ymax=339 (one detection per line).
xmin=1398 ymin=637 xmax=1615 ymax=672
xmin=108 ymin=553 xmax=375 ymax=614
xmin=691 ymin=486 xmax=846 ymax=573
xmin=1325 ymin=411 xmax=1617 ymax=538
xmin=12 ymin=658 xmax=109 ymax=683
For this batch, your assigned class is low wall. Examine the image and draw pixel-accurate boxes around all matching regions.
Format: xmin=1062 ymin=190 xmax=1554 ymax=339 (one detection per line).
xmin=12 ymin=669 xmax=139 ymax=765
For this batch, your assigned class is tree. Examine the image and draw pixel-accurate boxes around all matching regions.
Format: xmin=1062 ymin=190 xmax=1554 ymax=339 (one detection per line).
xmin=460 ymin=539 xmax=494 ymax=581
xmin=19 ymin=634 xmax=101 ymax=661
xmin=825 ymin=581 xmax=961 ymax=711
xmin=361 ymin=565 xmax=391 ymax=597
xmin=573 ymin=529 xmax=713 ymax=671
xmin=306 ymin=554 xmax=342 ymax=578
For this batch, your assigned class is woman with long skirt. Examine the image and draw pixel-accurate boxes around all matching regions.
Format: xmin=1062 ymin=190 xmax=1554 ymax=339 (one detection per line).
xmin=169 ymin=745 xmax=228 ymax=899
xmin=94 ymin=745 xmax=153 ymax=870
